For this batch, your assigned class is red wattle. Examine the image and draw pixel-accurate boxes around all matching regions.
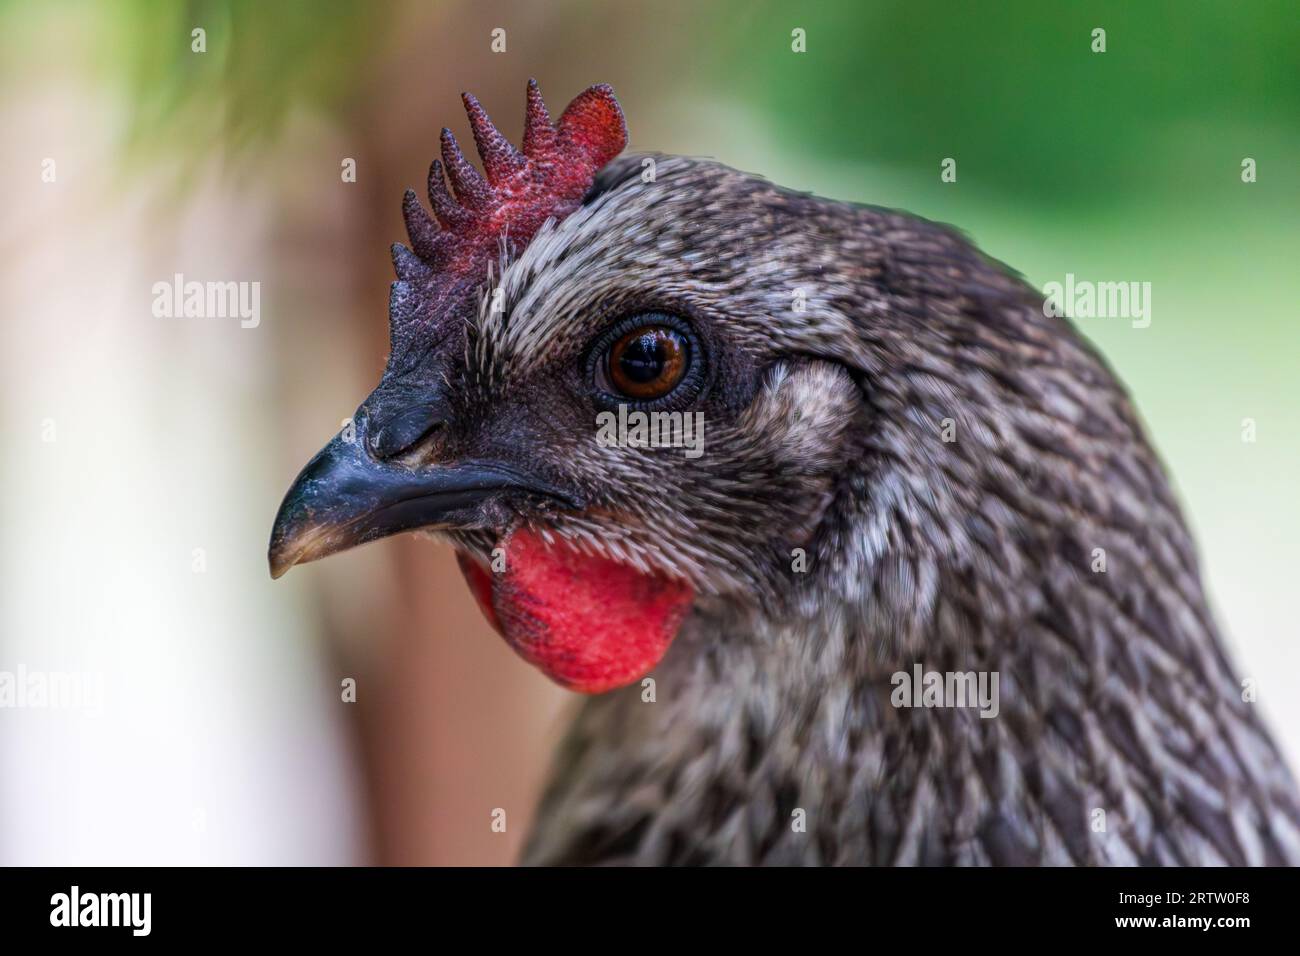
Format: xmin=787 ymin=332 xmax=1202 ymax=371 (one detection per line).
xmin=455 ymin=529 xmax=693 ymax=694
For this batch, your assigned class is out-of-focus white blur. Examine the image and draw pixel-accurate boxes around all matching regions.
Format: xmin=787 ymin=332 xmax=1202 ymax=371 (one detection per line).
xmin=0 ymin=60 xmax=367 ymax=866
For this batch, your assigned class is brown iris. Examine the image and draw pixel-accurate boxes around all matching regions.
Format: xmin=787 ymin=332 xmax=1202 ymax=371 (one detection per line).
xmin=607 ymin=325 xmax=689 ymax=400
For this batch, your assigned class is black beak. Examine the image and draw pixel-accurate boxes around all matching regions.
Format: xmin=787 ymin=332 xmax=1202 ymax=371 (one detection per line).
xmin=268 ymin=431 xmax=569 ymax=579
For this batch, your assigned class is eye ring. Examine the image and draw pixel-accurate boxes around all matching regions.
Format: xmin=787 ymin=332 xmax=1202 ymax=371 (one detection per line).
xmin=587 ymin=312 xmax=705 ymax=410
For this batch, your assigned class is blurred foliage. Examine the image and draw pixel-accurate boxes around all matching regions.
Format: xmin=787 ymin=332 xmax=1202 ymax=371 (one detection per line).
xmin=5 ymin=0 xmax=1293 ymax=208
xmin=0 ymin=0 xmax=387 ymax=162
xmin=115 ymin=0 xmax=384 ymax=151
xmin=715 ymin=0 xmax=1300 ymax=205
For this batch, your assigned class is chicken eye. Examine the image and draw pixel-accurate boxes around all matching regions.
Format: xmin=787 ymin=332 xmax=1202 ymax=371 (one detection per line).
xmin=588 ymin=312 xmax=704 ymax=409
xmin=606 ymin=325 xmax=689 ymax=400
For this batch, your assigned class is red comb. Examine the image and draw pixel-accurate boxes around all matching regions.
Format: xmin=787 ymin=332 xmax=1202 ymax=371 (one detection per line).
xmin=389 ymin=80 xmax=626 ymax=348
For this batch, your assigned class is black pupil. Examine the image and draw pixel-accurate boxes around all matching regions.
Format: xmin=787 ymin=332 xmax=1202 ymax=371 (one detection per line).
xmin=620 ymin=331 xmax=669 ymax=383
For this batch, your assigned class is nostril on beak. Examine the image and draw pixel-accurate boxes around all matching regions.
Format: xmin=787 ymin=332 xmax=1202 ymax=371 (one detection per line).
xmin=367 ymin=404 xmax=445 ymax=460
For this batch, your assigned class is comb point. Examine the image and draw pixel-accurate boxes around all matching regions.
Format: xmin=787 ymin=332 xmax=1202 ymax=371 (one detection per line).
xmin=391 ymin=242 xmax=432 ymax=282
xmin=522 ymin=78 xmax=557 ymax=158
xmin=557 ymin=83 xmax=627 ymax=168
xmin=401 ymin=188 xmax=440 ymax=261
xmin=440 ymin=128 xmax=492 ymax=211
xmin=426 ymin=159 xmax=469 ymax=230
xmin=462 ymin=92 xmax=527 ymax=185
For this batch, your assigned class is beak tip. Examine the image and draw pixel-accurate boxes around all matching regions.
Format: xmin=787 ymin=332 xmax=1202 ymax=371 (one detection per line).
xmin=268 ymin=523 xmax=304 ymax=580
xmin=268 ymin=546 xmax=290 ymax=580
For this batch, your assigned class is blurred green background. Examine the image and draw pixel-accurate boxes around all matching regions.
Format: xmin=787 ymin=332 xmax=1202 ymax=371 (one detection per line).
xmin=2 ymin=0 xmax=1295 ymax=864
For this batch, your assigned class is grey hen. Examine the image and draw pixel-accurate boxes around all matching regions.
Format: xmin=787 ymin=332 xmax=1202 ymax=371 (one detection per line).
xmin=269 ymin=82 xmax=1300 ymax=866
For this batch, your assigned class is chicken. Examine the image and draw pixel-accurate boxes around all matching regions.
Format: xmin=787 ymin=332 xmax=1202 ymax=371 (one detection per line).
xmin=269 ymin=82 xmax=1300 ymax=866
